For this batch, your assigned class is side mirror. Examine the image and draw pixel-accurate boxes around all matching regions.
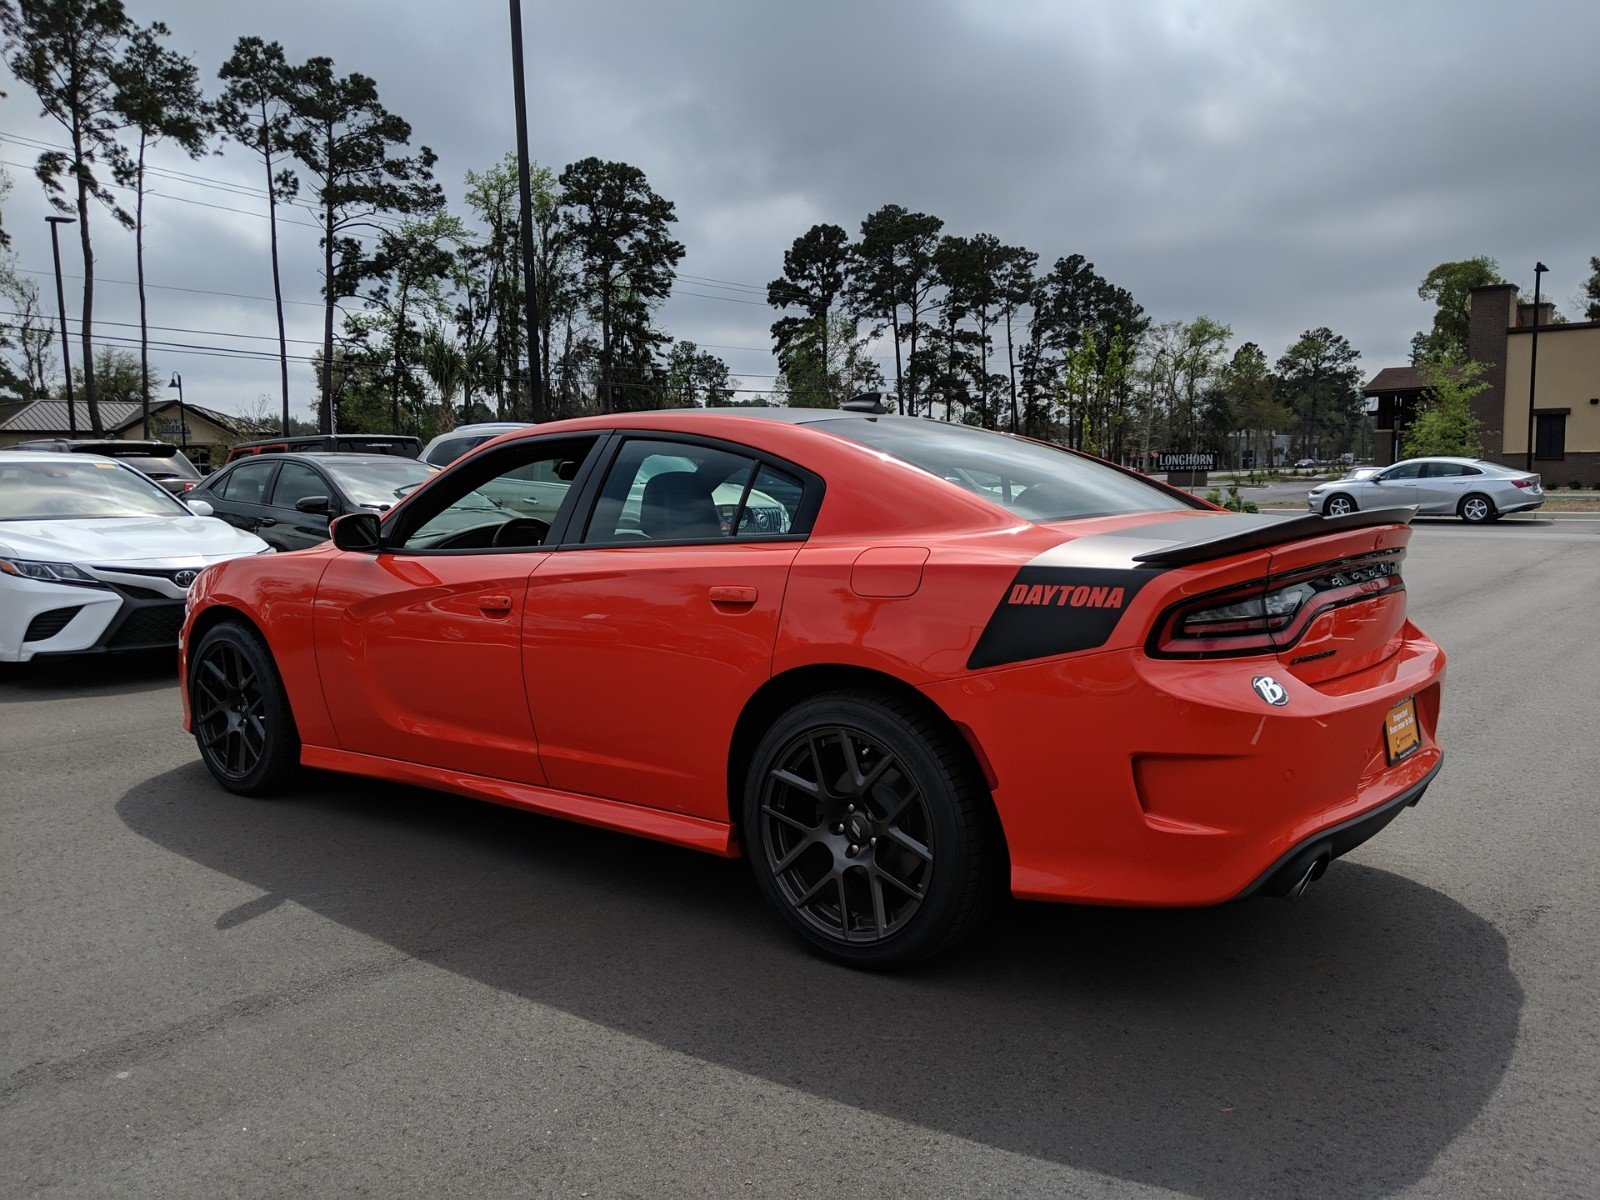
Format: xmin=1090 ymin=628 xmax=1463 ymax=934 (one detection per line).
xmin=295 ymin=494 xmax=332 ymax=515
xmin=330 ymin=511 xmax=381 ymax=552
xmin=186 ymin=499 xmax=214 ymax=517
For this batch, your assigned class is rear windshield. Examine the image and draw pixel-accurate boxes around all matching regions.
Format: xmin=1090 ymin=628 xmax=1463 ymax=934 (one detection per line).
xmin=820 ymin=418 xmax=1193 ymax=522
xmin=323 ymin=458 xmax=439 ymax=510
xmin=117 ymin=453 xmax=200 ymax=479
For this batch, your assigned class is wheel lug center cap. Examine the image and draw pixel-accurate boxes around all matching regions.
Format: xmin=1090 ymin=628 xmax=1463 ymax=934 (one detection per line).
xmin=846 ymin=813 xmax=872 ymax=844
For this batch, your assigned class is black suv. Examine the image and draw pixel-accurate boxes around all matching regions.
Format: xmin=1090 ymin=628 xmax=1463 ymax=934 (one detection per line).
xmin=13 ymin=439 xmax=202 ymax=495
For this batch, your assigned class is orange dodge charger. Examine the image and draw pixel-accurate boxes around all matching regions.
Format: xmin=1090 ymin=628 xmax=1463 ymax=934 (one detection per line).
xmin=181 ymin=408 xmax=1444 ymax=967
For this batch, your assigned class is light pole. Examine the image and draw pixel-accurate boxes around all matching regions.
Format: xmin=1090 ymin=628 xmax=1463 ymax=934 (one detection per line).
xmin=45 ymin=216 xmax=77 ymax=438
xmin=168 ymin=373 xmax=187 ymax=449
xmin=1526 ymin=262 xmax=1548 ymax=471
xmin=508 ymin=0 xmax=545 ymax=421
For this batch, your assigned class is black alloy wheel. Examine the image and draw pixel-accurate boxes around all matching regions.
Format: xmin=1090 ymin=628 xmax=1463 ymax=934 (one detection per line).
xmin=1459 ymin=493 xmax=1496 ymax=523
xmin=745 ymin=691 xmax=1000 ymax=968
xmin=190 ymin=622 xmax=299 ymax=795
xmin=1324 ymin=493 xmax=1357 ymax=517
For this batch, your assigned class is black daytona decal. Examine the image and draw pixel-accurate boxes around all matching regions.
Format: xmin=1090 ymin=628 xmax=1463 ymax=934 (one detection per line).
xmin=967 ymin=567 xmax=1157 ymax=669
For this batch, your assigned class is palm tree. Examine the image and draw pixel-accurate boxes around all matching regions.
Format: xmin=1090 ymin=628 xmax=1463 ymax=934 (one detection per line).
xmin=419 ymin=327 xmax=492 ymax=435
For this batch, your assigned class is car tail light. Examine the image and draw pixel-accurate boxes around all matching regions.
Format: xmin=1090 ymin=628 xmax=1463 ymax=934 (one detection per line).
xmin=1149 ymin=550 xmax=1404 ymax=658
xmin=1512 ymin=479 xmax=1533 ymax=489
xmin=180 ymin=481 xmax=198 ymax=493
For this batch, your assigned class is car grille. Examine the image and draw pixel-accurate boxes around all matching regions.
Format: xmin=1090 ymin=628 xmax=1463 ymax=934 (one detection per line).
xmin=111 ymin=583 xmax=167 ymax=601
xmin=107 ymin=603 xmax=185 ymax=648
xmin=24 ymin=606 xmax=83 ymax=643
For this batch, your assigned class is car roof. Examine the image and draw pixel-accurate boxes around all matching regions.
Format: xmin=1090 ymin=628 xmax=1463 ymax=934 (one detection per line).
xmin=218 ymin=452 xmax=430 ymax=469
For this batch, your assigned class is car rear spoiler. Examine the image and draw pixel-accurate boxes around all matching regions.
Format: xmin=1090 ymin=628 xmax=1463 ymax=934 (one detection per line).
xmin=1131 ymin=506 xmax=1416 ymax=567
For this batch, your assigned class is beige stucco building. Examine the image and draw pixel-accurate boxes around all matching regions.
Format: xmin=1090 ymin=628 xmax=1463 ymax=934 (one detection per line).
xmin=1469 ymin=284 xmax=1600 ymax=486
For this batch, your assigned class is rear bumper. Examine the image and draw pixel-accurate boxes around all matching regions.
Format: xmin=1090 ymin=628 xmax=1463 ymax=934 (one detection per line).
xmin=1239 ymin=757 xmax=1440 ymax=898
xmin=1499 ymin=495 xmax=1544 ymax=515
xmin=921 ymin=622 xmax=1446 ymax=906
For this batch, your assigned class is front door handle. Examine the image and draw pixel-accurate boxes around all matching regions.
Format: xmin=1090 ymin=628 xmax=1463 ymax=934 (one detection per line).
xmin=257 ymin=516 xmax=277 ymax=527
xmin=478 ymin=593 xmax=514 ymax=615
xmin=709 ymin=585 xmax=758 ymax=608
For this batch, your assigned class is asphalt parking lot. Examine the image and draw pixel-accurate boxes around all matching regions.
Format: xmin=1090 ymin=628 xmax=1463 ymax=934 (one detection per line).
xmin=3 ymin=518 xmax=1597 ymax=1198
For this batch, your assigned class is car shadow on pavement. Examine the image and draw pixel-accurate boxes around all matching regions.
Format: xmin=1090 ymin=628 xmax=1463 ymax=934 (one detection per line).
xmin=118 ymin=765 xmax=1521 ymax=1200
xmin=0 ymin=649 xmax=177 ymax=704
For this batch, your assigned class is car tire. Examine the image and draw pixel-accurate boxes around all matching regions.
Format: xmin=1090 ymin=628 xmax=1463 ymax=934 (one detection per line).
xmin=1323 ymin=493 xmax=1357 ymax=517
xmin=743 ymin=690 xmax=1001 ymax=969
xmin=189 ymin=621 xmax=300 ymax=796
xmin=1459 ymin=493 xmax=1496 ymax=524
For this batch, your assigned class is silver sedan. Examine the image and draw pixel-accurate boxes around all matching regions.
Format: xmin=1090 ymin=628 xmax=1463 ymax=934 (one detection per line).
xmin=1307 ymin=457 xmax=1544 ymax=523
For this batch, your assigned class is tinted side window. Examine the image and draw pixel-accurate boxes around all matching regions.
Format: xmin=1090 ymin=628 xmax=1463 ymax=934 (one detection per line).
xmin=1383 ymin=463 xmax=1423 ymax=480
xmin=269 ymin=463 xmax=329 ymax=508
xmin=582 ymin=440 xmax=756 ymax=544
xmin=220 ymin=460 xmax=277 ymax=503
xmin=399 ymin=437 xmax=598 ymax=551
xmin=735 ymin=464 xmax=804 ymax=536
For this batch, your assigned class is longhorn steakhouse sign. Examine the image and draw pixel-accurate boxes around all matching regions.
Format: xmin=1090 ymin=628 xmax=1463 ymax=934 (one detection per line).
xmin=1156 ymin=451 xmax=1217 ymax=471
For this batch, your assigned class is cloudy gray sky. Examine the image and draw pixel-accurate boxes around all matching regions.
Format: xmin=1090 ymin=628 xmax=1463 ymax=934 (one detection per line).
xmin=3 ymin=0 xmax=1597 ymax=419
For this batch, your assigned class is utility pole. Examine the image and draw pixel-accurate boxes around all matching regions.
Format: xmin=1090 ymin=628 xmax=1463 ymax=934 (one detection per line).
xmin=1526 ymin=262 xmax=1547 ymax=472
xmin=509 ymin=0 xmax=546 ymax=422
xmin=46 ymin=216 xmax=78 ymax=437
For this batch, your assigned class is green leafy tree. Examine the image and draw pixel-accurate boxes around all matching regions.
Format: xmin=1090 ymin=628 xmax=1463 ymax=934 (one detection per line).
xmin=287 ymin=56 xmax=441 ymax=432
xmin=1415 ymin=257 xmax=1504 ymax=361
xmin=1404 ymin=355 xmax=1488 ymax=459
xmin=112 ymin=20 xmax=208 ymax=438
xmin=59 ymin=344 xmax=157 ymax=406
xmin=662 ymin=340 xmax=736 ymax=407
xmin=935 ymin=233 xmax=1011 ymax=428
xmin=216 ymin=37 xmax=299 ymax=432
xmin=1021 ymin=253 xmax=1146 ymax=435
xmin=845 ymin=205 xmax=943 ymax=415
xmin=1218 ymin=342 xmax=1290 ymax=470
xmin=768 ymin=222 xmax=851 ymax=388
xmin=773 ymin=313 xmax=882 ymax=408
xmin=558 ymin=157 xmax=683 ymax=413
xmin=363 ymin=212 xmax=467 ymax=431
xmin=2 ymin=0 xmax=134 ymax=430
xmin=1275 ymin=327 xmax=1363 ymax=459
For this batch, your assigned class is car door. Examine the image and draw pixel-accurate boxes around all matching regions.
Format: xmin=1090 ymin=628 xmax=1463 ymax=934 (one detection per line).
xmin=206 ymin=459 xmax=279 ymax=535
xmin=1373 ymin=460 xmax=1424 ymax=507
xmin=262 ymin=460 xmax=336 ymax=550
xmin=523 ymin=435 xmax=816 ymax=822
xmin=312 ymin=434 xmax=603 ymax=784
xmin=1417 ymin=462 xmax=1474 ymax=513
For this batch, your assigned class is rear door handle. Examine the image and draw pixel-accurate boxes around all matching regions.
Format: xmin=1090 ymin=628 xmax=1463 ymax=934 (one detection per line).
xmin=709 ymin=585 xmax=758 ymax=607
xmin=256 ymin=516 xmax=277 ymax=527
xmin=478 ymin=593 xmax=514 ymax=615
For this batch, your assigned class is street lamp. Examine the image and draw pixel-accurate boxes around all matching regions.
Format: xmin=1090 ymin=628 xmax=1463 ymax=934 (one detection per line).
xmin=1526 ymin=262 xmax=1548 ymax=472
xmin=168 ymin=373 xmax=186 ymax=449
xmin=45 ymin=215 xmax=77 ymax=438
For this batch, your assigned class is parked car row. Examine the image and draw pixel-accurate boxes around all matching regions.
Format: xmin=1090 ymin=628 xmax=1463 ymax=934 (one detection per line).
xmin=0 ymin=450 xmax=269 ymax=663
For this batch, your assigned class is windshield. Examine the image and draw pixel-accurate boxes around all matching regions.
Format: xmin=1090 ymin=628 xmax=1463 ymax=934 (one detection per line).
xmin=0 ymin=457 xmax=189 ymax=520
xmin=821 ymin=418 xmax=1193 ymax=522
xmin=323 ymin=458 xmax=440 ymax=510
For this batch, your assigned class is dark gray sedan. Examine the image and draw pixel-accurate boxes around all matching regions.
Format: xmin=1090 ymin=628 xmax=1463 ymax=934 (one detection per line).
xmin=189 ymin=453 xmax=443 ymax=551
xmin=1307 ymin=457 xmax=1544 ymax=523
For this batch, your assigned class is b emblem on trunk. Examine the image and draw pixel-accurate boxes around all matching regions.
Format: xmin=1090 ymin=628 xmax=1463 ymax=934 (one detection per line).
xmin=1251 ymin=675 xmax=1289 ymax=706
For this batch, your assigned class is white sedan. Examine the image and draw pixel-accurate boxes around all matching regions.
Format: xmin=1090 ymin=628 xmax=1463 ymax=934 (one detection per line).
xmin=0 ymin=451 xmax=270 ymax=662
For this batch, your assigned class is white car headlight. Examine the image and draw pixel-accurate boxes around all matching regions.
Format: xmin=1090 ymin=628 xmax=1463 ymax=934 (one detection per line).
xmin=0 ymin=558 xmax=107 ymax=586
